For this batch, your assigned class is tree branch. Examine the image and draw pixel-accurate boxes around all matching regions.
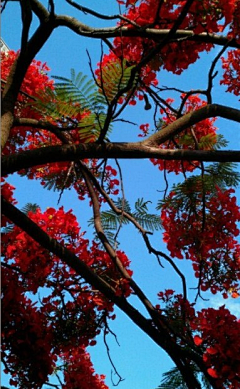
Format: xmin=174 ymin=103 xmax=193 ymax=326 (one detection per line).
xmin=1 ymin=1 xmax=55 ymax=148
xmin=81 ymin=163 xmax=160 ymax=318
xmin=2 ymin=142 xmax=240 ymax=176
xmin=54 ymin=15 xmax=240 ymax=48
xmin=20 ymin=0 xmax=32 ymax=51
xmin=143 ymin=103 xmax=240 ymax=146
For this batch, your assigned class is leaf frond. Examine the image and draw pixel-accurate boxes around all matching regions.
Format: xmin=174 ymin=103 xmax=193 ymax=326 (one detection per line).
xmin=157 ymin=162 xmax=239 ymax=210
xmin=99 ymin=58 xmax=138 ymax=102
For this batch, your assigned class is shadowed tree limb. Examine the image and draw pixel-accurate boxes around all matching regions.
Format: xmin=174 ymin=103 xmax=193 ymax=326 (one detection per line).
xmin=2 ymin=142 xmax=240 ymax=176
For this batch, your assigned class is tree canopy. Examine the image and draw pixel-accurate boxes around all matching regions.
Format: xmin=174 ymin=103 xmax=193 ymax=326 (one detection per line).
xmin=1 ymin=1 xmax=240 ymax=388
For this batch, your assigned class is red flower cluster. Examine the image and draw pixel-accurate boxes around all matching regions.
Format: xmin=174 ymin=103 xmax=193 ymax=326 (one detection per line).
xmin=157 ymin=291 xmax=240 ymax=388
xmin=151 ymin=95 xmax=217 ymax=174
xmin=221 ymin=49 xmax=240 ymax=98
xmin=161 ymin=187 xmax=240 ymax=295
xmin=98 ymin=0 xmax=240 ymax=106
xmin=61 ymin=348 xmax=108 ymax=389
xmin=1 ymin=197 xmax=132 ymax=387
xmin=2 ymin=267 xmax=56 ymax=388
xmin=1 ymin=178 xmax=17 ymax=227
xmin=115 ymin=0 xmax=212 ymax=75
xmin=192 ymin=306 xmax=240 ymax=388
xmin=138 ymin=123 xmax=150 ymax=137
xmin=2 ymin=50 xmax=54 ymax=155
xmin=1 ymin=50 xmax=54 ymax=97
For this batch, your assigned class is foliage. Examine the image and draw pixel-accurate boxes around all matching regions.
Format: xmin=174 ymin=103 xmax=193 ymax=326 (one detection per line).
xmin=89 ymin=197 xmax=162 ymax=246
xmin=156 ymin=367 xmax=192 ymax=389
xmin=32 ymin=69 xmax=111 ymax=142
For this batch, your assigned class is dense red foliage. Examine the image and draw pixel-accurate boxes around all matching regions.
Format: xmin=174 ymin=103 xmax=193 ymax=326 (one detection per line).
xmin=157 ymin=290 xmax=240 ymax=388
xmin=1 ymin=50 xmax=54 ymax=155
xmin=61 ymin=348 xmax=108 ymax=389
xmin=161 ymin=187 xmax=240 ymax=295
xmin=221 ymin=49 xmax=240 ymax=98
xmin=1 ymin=184 xmax=131 ymax=387
xmin=193 ymin=306 xmax=240 ymax=388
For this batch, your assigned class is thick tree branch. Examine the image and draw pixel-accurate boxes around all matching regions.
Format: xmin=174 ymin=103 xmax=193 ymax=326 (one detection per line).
xmin=54 ymin=15 xmax=240 ymax=48
xmin=81 ymin=163 xmax=160 ymax=319
xmin=142 ymin=104 xmax=240 ymax=146
xmin=1 ymin=4 xmax=55 ymax=148
xmin=30 ymin=0 xmax=50 ymax=20
xmin=13 ymin=117 xmax=78 ymax=133
xmin=20 ymin=0 xmax=33 ymax=51
xmin=2 ymin=142 xmax=240 ymax=176
xmin=13 ymin=102 xmax=240 ymax=143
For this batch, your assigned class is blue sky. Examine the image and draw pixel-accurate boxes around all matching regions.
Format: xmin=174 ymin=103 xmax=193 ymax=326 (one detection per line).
xmin=1 ymin=1 xmax=240 ymax=388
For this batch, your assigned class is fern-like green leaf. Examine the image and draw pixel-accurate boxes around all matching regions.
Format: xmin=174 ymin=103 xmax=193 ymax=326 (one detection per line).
xmin=178 ymin=134 xmax=195 ymax=147
xmin=198 ymin=133 xmax=217 ymax=150
xmin=89 ymin=197 xmax=161 ymax=247
xmin=100 ymin=58 xmax=137 ymax=103
xmin=156 ymin=365 xmax=211 ymax=389
xmin=205 ymin=162 xmax=240 ymax=188
xmin=132 ymin=198 xmax=162 ymax=231
xmin=53 ymin=70 xmax=106 ymax=113
xmin=30 ymin=69 xmax=112 ymax=141
xmin=156 ymin=367 xmax=188 ymax=389
xmin=113 ymin=198 xmax=132 ymax=213
xmin=21 ymin=203 xmax=39 ymax=214
xmin=213 ymin=134 xmax=229 ymax=149
xmin=157 ymin=162 xmax=240 ymax=211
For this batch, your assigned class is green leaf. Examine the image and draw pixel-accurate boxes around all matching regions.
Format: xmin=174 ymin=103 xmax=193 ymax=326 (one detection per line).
xmin=29 ymin=69 xmax=112 ymax=141
xmin=99 ymin=58 xmax=138 ymax=103
xmin=198 ymin=133 xmax=217 ymax=150
xmin=21 ymin=203 xmax=39 ymax=214
xmin=157 ymin=162 xmax=240 ymax=211
xmin=205 ymin=162 xmax=240 ymax=188
xmin=53 ymin=70 xmax=106 ymax=113
xmin=156 ymin=365 xmax=211 ymax=389
xmin=156 ymin=367 xmax=188 ymax=389
xmin=89 ymin=197 xmax=161 ymax=246
xmin=213 ymin=134 xmax=229 ymax=149
xmin=178 ymin=134 xmax=195 ymax=147
xmin=132 ymin=198 xmax=162 ymax=231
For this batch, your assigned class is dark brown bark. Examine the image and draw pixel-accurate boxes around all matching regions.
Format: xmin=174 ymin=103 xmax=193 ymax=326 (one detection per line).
xmin=1 ymin=2 xmax=55 ymax=148
xmin=2 ymin=142 xmax=240 ymax=176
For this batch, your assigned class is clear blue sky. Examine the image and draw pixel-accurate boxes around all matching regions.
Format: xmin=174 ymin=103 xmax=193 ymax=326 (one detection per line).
xmin=2 ymin=1 xmax=240 ymax=388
